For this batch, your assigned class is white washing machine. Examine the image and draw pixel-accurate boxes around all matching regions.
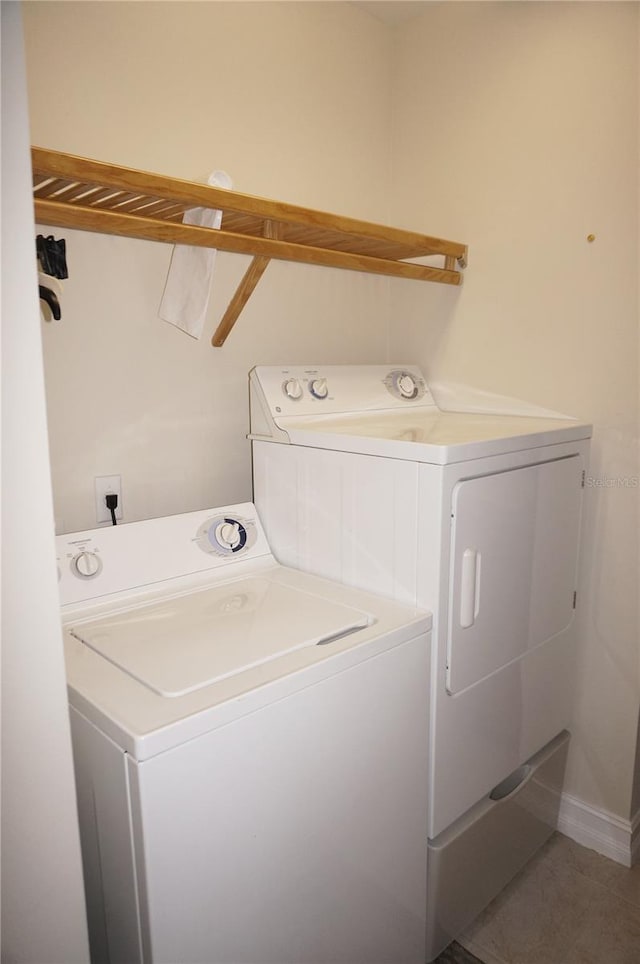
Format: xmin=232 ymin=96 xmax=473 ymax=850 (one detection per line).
xmin=57 ymin=502 xmax=431 ymax=964
xmin=249 ymin=365 xmax=592 ymax=957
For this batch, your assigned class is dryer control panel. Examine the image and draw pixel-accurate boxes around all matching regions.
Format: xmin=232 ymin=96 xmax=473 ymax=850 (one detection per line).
xmin=250 ymin=364 xmax=437 ymax=421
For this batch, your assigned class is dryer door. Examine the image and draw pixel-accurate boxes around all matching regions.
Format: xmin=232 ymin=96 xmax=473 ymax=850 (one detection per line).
xmin=447 ymin=455 xmax=583 ymax=694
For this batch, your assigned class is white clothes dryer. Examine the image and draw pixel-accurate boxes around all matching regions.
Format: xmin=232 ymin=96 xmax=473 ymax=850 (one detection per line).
xmin=249 ymin=365 xmax=592 ymax=957
xmin=58 ymin=503 xmax=431 ymax=964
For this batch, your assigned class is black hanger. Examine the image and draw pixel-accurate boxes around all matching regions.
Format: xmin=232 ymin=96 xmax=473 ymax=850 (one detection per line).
xmin=39 ymin=284 xmax=61 ymax=320
xmin=36 ymin=234 xmax=68 ymax=279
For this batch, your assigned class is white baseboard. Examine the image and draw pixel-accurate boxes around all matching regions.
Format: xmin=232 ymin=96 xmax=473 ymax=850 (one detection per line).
xmin=558 ymin=792 xmax=637 ymax=867
xmin=631 ymin=807 xmax=640 ymax=865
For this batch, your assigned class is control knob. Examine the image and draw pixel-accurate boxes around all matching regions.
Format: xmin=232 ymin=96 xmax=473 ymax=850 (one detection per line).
xmin=385 ymin=369 xmax=426 ymax=401
xmin=71 ymin=550 xmax=102 ymax=579
xmin=282 ymin=378 xmax=303 ymax=400
xmin=397 ymin=373 xmax=418 ymax=397
xmin=216 ymin=520 xmax=242 ymax=550
xmin=309 ymin=377 xmax=328 ymax=399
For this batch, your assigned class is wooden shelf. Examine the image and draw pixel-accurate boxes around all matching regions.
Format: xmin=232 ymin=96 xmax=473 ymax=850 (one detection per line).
xmin=32 ymin=147 xmax=467 ymax=346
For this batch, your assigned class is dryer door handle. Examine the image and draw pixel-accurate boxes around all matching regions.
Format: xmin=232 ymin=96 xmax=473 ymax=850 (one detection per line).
xmin=460 ymin=548 xmax=481 ymax=628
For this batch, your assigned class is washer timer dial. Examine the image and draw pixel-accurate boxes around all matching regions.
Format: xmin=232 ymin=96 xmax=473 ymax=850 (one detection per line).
xmin=216 ymin=520 xmax=243 ymax=551
xmin=196 ymin=515 xmax=257 ymax=556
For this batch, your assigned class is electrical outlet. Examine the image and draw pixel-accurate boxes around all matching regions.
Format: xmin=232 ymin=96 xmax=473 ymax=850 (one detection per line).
xmin=95 ymin=475 xmax=123 ymax=525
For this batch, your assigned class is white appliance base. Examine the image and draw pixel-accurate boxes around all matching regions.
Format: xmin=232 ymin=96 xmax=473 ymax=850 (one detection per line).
xmin=425 ymin=731 xmax=570 ymax=961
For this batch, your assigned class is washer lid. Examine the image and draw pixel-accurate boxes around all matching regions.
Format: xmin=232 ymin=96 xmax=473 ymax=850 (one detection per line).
xmin=70 ymin=577 xmax=372 ymax=697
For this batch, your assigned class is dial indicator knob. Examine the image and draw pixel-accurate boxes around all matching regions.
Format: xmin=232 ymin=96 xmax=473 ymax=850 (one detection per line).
xmin=216 ymin=520 xmax=242 ymax=550
xmin=283 ymin=378 xmax=303 ymax=400
xmin=72 ymin=550 xmax=102 ymax=579
xmin=196 ymin=515 xmax=257 ymax=556
xmin=398 ymin=373 xmax=417 ymax=397
xmin=309 ymin=378 xmax=328 ymax=399
xmin=385 ymin=369 xmax=426 ymax=401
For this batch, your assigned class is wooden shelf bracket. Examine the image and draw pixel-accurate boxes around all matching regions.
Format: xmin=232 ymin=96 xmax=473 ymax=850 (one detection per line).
xmin=212 ymin=220 xmax=280 ymax=347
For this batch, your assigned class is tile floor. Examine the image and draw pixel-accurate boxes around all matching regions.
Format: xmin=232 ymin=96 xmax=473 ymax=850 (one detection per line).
xmin=435 ymin=942 xmax=484 ymax=963
xmin=456 ymin=832 xmax=640 ymax=964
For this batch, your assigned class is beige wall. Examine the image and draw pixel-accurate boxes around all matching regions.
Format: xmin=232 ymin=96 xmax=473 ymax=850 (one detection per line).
xmin=389 ymin=1 xmax=639 ymax=822
xmin=23 ymin=0 xmax=639 ymax=830
xmin=24 ymin=0 xmax=392 ymax=533
xmin=2 ymin=5 xmax=89 ymax=958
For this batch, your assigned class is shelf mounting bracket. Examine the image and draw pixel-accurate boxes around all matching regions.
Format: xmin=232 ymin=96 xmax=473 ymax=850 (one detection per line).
xmin=211 ymin=220 xmax=280 ymax=347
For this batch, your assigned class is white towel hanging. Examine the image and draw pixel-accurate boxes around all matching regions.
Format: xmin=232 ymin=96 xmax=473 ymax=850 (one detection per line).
xmin=158 ymin=170 xmax=233 ymax=339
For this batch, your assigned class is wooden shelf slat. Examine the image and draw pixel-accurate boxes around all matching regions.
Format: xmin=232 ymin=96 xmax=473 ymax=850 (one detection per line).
xmin=34 ymin=198 xmax=462 ymax=285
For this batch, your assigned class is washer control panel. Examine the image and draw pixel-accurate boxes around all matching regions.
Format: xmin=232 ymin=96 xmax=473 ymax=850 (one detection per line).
xmin=57 ymin=502 xmax=271 ymax=608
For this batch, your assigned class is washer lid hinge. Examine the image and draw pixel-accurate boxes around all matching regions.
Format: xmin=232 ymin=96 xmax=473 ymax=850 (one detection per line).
xmin=581 ymin=470 xmax=586 ymax=488
xmin=573 ymin=590 xmax=577 ymax=609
